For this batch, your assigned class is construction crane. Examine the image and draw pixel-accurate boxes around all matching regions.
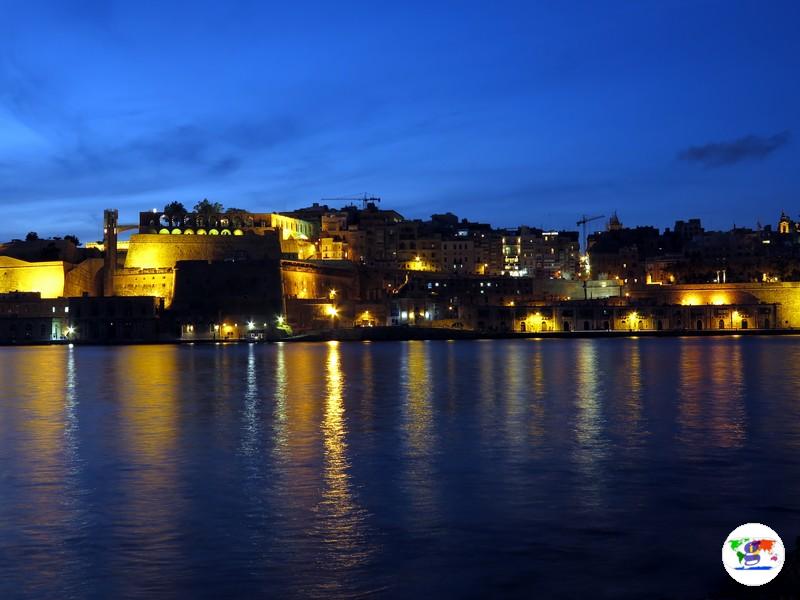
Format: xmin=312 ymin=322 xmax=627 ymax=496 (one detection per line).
xmin=576 ymin=214 xmax=605 ymax=255
xmin=320 ymin=194 xmax=381 ymax=210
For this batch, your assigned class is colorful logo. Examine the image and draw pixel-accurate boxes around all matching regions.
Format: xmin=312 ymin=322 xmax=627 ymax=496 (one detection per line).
xmin=722 ymin=523 xmax=784 ymax=586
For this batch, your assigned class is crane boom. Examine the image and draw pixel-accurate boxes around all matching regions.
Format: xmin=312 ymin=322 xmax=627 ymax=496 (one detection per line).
xmin=576 ymin=214 xmax=605 ymax=256
xmin=320 ymin=194 xmax=381 ymax=210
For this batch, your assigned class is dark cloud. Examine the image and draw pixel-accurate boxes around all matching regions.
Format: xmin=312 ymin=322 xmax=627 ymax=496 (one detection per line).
xmin=0 ymin=114 xmax=303 ymax=204
xmin=678 ymin=131 xmax=790 ymax=168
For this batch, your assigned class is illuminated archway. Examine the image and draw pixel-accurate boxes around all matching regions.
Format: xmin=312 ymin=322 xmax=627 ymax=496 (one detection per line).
xmin=209 ymin=229 xmax=219 ymax=235
xmin=171 ymin=228 xmax=181 ymax=234
xmin=233 ymin=229 xmax=244 ymax=236
xmin=184 ymin=229 xmax=194 ymax=235
xmin=196 ymin=229 xmax=207 ymax=235
xmin=158 ymin=228 xmax=170 ymax=234
xmin=220 ymin=229 xmax=231 ymax=235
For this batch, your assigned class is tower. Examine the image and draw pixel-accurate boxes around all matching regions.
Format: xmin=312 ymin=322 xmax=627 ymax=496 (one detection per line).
xmin=779 ymin=211 xmax=791 ymax=234
xmin=103 ymin=209 xmax=118 ymax=296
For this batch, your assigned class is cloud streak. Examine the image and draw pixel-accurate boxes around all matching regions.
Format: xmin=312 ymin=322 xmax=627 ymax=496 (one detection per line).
xmin=678 ymin=131 xmax=790 ymax=168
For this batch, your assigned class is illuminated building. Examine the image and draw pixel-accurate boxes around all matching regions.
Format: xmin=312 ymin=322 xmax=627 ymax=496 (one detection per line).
xmin=500 ymin=227 xmax=580 ymax=279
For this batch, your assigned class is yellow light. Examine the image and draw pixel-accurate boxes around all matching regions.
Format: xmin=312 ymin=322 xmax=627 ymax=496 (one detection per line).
xmin=524 ymin=312 xmax=544 ymax=332
xmin=66 ymin=326 xmax=75 ymax=335
xmin=326 ymin=305 xmax=338 ymax=317
xmin=328 ymin=288 xmax=337 ymax=299
xmin=276 ymin=315 xmax=284 ymax=324
xmin=682 ymin=295 xmax=700 ymax=306
xmin=628 ymin=311 xmax=639 ymax=323
xmin=711 ymin=294 xmax=727 ymax=306
xmin=247 ymin=321 xmax=255 ymax=329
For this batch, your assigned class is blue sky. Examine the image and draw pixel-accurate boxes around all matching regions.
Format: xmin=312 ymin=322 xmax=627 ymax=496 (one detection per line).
xmin=1 ymin=0 xmax=798 ymax=242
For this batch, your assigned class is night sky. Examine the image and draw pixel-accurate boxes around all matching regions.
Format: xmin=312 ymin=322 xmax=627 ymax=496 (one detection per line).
xmin=1 ymin=0 xmax=798 ymax=243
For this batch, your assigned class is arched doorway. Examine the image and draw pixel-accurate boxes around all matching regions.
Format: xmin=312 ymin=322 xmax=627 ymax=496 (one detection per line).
xmin=583 ymin=320 xmax=590 ymax=331
xmin=741 ymin=319 xmax=748 ymax=329
xmin=764 ymin=318 xmax=770 ymax=329
xmin=520 ymin=321 xmax=526 ymax=332
xmin=563 ymin=321 xmax=571 ymax=332
xmin=696 ymin=319 xmax=703 ymax=330
xmin=603 ymin=320 xmax=610 ymax=330
xmin=656 ymin=320 xmax=663 ymax=331
xmin=718 ymin=319 xmax=725 ymax=329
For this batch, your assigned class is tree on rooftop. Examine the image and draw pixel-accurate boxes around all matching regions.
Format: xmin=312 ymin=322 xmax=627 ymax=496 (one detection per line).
xmin=193 ymin=199 xmax=223 ymax=227
xmin=164 ymin=201 xmax=188 ymax=227
xmin=64 ymin=234 xmax=80 ymax=246
xmin=194 ymin=198 xmax=223 ymax=214
xmin=25 ymin=232 xmax=38 ymax=241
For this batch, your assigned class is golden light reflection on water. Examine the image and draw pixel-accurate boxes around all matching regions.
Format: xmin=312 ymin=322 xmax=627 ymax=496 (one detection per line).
xmin=710 ymin=342 xmax=746 ymax=449
xmin=315 ymin=342 xmax=372 ymax=587
xmin=113 ymin=346 xmax=182 ymax=594
xmin=401 ymin=341 xmax=438 ymax=526
xmin=12 ymin=348 xmax=72 ymax=595
xmin=529 ymin=346 xmax=546 ymax=444
xmin=678 ymin=340 xmax=746 ymax=451
xmin=271 ymin=342 xmax=289 ymax=459
xmin=502 ymin=345 xmax=526 ymax=450
xmin=614 ymin=341 xmax=645 ymax=448
xmin=477 ymin=341 xmax=497 ymax=427
xmin=573 ymin=341 xmax=608 ymax=509
xmin=359 ymin=343 xmax=375 ymax=426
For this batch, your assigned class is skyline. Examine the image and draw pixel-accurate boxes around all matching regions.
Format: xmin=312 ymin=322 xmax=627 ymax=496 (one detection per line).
xmin=2 ymin=1 xmax=799 ymax=242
